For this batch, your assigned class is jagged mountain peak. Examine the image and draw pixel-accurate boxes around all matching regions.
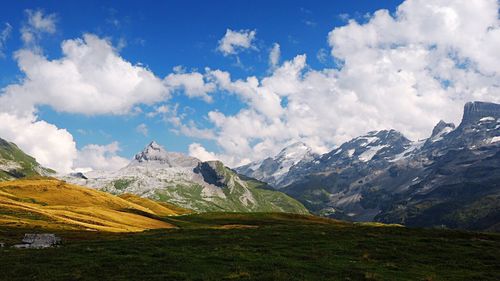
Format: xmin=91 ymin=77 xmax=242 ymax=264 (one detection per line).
xmin=342 ymin=129 xmax=410 ymax=150
xmin=431 ymin=120 xmax=455 ymax=138
xmin=132 ymin=141 xmax=200 ymax=168
xmin=428 ymin=120 xmax=456 ymax=143
xmin=134 ymin=141 xmax=169 ymax=162
xmin=234 ymin=141 xmax=318 ymax=188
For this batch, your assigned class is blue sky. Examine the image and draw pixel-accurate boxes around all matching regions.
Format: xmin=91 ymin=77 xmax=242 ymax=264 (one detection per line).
xmin=0 ymin=1 xmax=402 ymax=154
xmin=1 ymin=0 xmax=499 ymax=172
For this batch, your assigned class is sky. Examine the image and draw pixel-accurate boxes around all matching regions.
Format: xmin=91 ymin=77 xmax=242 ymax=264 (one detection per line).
xmin=0 ymin=0 xmax=499 ymax=173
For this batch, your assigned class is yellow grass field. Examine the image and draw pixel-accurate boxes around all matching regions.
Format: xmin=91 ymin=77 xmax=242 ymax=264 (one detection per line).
xmin=0 ymin=178 xmax=191 ymax=232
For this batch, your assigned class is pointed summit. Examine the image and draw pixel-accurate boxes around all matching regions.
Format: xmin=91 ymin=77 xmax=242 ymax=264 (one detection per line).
xmin=148 ymin=140 xmax=162 ymax=149
xmin=134 ymin=141 xmax=168 ymax=163
xmin=132 ymin=141 xmax=200 ymax=167
xmin=430 ymin=120 xmax=455 ymax=139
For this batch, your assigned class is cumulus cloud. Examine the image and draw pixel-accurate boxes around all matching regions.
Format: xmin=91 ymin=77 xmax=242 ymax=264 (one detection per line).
xmin=0 ymin=34 xmax=169 ymax=116
xmin=188 ymin=143 xmax=219 ymax=162
xmin=217 ymin=29 xmax=257 ymax=56
xmin=164 ymin=70 xmax=216 ymax=102
xmin=0 ymin=33 xmax=171 ymax=172
xmin=21 ymin=9 xmax=57 ymax=45
xmin=269 ymin=43 xmax=280 ymax=69
xmin=178 ymin=0 xmax=500 ymax=167
xmin=0 ymin=23 xmax=12 ymax=57
xmin=136 ymin=123 xmax=148 ymax=136
xmin=0 ymin=112 xmax=77 ymax=173
xmin=74 ymin=142 xmax=129 ymax=172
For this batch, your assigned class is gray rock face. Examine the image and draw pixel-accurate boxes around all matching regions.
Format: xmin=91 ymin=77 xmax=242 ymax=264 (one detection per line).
xmin=462 ymin=101 xmax=500 ymax=125
xmin=193 ymin=161 xmax=226 ymax=187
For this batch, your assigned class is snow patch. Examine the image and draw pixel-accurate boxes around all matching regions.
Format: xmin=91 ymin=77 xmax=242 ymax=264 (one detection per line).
xmin=358 ymin=145 xmax=387 ymax=162
xmin=491 ymin=136 xmax=500 ymax=144
xmin=479 ymin=116 xmax=495 ymax=122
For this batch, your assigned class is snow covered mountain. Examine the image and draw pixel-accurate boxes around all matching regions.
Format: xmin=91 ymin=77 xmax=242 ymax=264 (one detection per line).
xmin=236 ymin=101 xmax=500 ymax=231
xmin=62 ymin=141 xmax=308 ymax=214
xmin=235 ymin=142 xmax=318 ymax=188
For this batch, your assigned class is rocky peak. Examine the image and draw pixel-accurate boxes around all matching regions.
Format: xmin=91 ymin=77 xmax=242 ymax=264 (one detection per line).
xmin=461 ymin=101 xmax=500 ymax=125
xmin=132 ymin=141 xmax=200 ymax=168
xmin=134 ymin=141 xmax=169 ymax=163
xmin=430 ymin=120 xmax=455 ymax=139
xmin=276 ymin=142 xmax=315 ymax=162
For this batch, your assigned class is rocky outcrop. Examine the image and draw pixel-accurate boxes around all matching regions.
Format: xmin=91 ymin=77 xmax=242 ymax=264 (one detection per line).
xmin=461 ymin=101 xmax=500 ymax=125
xmin=193 ymin=161 xmax=226 ymax=187
xmin=13 ymin=234 xmax=61 ymax=249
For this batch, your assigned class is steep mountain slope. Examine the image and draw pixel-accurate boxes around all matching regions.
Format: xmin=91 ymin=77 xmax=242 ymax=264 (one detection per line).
xmin=0 ymin=178 xmax=188 ymax=232
xmin=235 ymin=142 xmax=318 ymax=188
xmin=0 ymin=138 xmax=54 ymax=181
xmin=237 ymin=101 xmax=500 ymax=231
xmin=64 ymin=142 xmax=308 ymax=214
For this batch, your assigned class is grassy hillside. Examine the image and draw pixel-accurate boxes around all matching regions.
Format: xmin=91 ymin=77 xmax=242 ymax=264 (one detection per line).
xmin=0 ymin=212 xmax=498 ymax=280
xmin=0 ymin=179 xmax=191 ymax=232
xmin=0 ymin=138 xmax=54 ymax=181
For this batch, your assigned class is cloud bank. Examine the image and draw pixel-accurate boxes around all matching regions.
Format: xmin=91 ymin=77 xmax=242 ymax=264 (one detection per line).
xmin=185 ymin=0 xmax=500 ymax=167
xmin=2 ymin=0 xmax=500 ymax=172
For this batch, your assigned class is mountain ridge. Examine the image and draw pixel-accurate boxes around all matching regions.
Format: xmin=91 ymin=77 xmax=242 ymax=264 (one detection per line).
xmin=62 ymin=141 xmax=308 ymax=214
xmin=235 ymin=101 xmax=500 ymax=231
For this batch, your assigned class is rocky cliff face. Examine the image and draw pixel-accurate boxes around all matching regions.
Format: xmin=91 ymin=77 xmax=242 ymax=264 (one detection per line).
xmin=461 ymin=101 xmax=500 ymax=125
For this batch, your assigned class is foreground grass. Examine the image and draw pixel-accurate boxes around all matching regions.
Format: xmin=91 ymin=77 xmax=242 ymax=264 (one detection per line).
xmin=0 ymin=213 xmax=498 ymax=281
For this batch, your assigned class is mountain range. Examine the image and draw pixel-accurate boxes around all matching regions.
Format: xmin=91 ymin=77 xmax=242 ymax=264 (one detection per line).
xmin=1 ymin=101 xmax=499 ymax=231
xmin=62 ymin=141 xmax=308 ymax=214
xmin=236 ymin=101 xmax=500 ymax=231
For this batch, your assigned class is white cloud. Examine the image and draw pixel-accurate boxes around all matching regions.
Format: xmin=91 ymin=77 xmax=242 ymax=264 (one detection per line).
xmin=217 ymin=29 xmax=257 ymax=56
xmin=188 ymin=143 xmax=219 ymax=162
xmin=0 ymin=23 xmax=12 ymax=57
xmin=136 ymin=123 xmax=148 ymax=136
xmin=316 ymin=48 xmax=328 ymax=64
xmin=176 ymin=0 xmax=500 ymax=167
xmin=0 ymin=112 xmax=77 ymax=173
xmin=164 ymin=71 xmax=216 ymax=102
xmin=269 ymin=43 xmax=280 ymax=69
xmin=21 ymin=9 xmax=57 ymax=45
xmin=74 ymin=142 xmax=129 ymax=172
xmin=0 ymin=33 xmax=172 ymax=173
xmin=0 ymin=34 xmax=169 ymax=116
